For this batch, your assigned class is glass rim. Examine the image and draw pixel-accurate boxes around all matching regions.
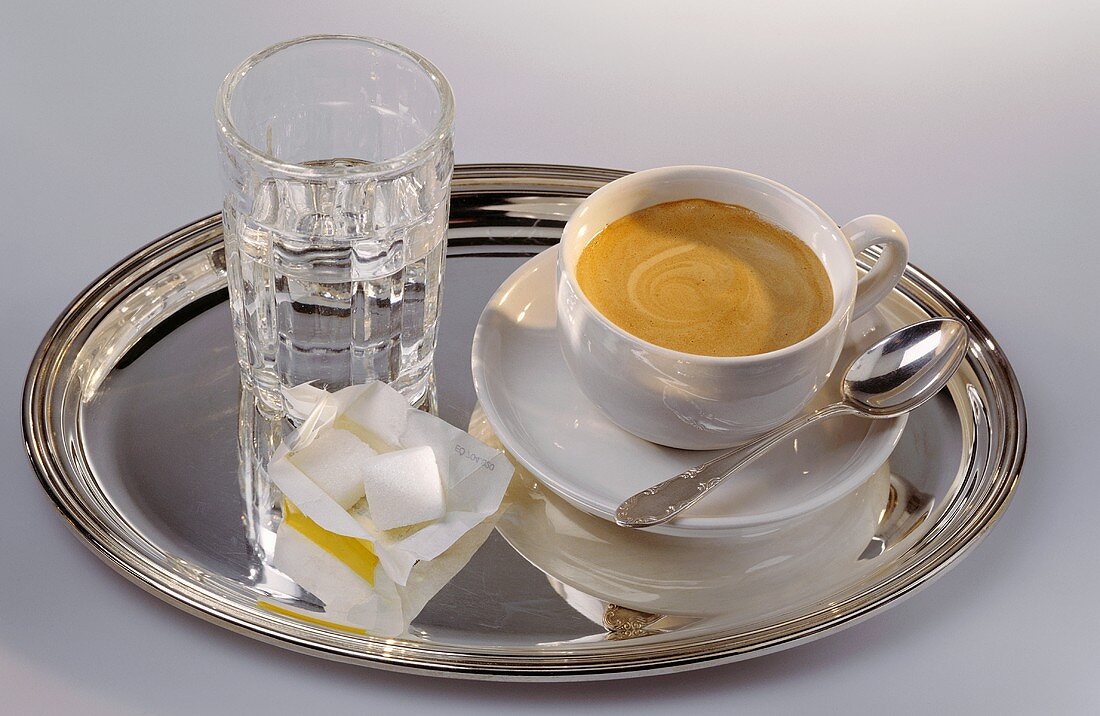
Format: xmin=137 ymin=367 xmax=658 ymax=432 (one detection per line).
xmin=215 ymin=34 xmax=455 ymax=179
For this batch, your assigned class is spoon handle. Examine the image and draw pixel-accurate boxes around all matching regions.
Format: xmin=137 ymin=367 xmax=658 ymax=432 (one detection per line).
xmin=615 ymin=402 xmax=857 ymax=528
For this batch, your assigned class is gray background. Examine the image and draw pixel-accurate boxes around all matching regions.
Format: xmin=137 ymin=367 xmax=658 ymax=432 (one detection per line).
xmin=2 ymin=1 xmax=1097 ymax=713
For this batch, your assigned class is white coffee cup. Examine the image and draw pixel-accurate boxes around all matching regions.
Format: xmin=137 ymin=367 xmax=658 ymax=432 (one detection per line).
xmin=556 ymin=166 xmax=909 ymax=450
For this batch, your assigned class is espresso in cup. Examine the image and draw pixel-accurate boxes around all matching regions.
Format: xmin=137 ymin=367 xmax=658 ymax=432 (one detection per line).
xmin=574 ymin=199 xmax=832 ymax=357
xmin=557 ymin=166 xmax=910 ymax=449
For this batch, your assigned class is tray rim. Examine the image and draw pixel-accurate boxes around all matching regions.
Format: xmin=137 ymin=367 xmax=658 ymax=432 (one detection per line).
xmin=22 ymin=163 xmax=1026 ymax=681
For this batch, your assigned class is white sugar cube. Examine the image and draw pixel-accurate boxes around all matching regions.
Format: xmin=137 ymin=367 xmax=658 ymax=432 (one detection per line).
xmin=342 ymin=382 xmax=409 ymax=449
xmin=361 ymin=446 xmax=445 ymax=531
xmin=288 ymin=428 xmax=376 ymax=509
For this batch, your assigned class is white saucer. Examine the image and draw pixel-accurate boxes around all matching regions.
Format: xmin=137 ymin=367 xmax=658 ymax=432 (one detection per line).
xmin=471 ymin=247 xmax=907 ymax=537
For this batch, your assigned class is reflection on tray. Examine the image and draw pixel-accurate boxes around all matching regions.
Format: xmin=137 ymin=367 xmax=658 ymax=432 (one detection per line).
xmin=471 ymin=404 xmax=932 ymax=632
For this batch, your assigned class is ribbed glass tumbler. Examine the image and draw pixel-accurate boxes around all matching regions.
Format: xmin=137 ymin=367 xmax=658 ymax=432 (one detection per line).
xmin=216 ymin=35 xmax=454 ymax=413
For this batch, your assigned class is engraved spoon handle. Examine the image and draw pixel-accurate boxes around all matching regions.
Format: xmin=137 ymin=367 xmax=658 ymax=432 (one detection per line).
xmin=615 ymin=402 xmax=858 ymax=528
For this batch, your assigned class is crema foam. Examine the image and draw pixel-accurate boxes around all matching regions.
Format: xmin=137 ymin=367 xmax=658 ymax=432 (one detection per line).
xmin=575 ymin=199 xmax=833 ymax=357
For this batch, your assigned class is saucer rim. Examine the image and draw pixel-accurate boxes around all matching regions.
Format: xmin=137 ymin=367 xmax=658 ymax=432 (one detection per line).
xmin=471 ymin=247 xmax=908 ymax=534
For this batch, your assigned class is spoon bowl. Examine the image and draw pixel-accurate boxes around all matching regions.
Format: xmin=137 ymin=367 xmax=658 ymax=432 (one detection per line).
xmin=842 ymin=318 xmax=969 ymax=416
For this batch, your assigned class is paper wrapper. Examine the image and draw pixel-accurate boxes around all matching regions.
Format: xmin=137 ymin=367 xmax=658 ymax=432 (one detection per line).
xmin=264 ymin=382 xmax=513 ymax=636
xmin=271 ymin=503 xmax=504 ymax=637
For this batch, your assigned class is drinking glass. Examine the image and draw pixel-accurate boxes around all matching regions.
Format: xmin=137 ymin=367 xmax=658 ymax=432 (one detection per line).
xmin=216 ymin=35 xmax=454 ymax=412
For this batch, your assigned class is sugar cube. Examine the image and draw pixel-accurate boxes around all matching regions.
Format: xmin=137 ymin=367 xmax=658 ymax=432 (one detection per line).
xmin=361 ymin=446 xmax=445 ymax=531
xmin=288 ymin=428 xmax=376 ymax=509
xmin=342 ymin=382 xmax=409 ymax=449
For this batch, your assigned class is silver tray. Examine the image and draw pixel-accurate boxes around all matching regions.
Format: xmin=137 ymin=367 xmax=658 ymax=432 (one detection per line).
xmin=23 ymin=164 xmax=1025 ymax=681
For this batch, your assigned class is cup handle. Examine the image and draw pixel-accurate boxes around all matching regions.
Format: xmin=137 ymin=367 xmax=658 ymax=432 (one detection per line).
xmin=841 ymin=214 xmax=910 ymax=319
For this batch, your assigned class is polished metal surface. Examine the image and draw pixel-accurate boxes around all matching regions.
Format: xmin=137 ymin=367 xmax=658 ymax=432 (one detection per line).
xmin=22 ymin=164 xmax=1025 ymax=681
xmin=617 ymin=318 xmax=969 ymax=528
xmin=843 ymin=318 xmax=969 ymax=415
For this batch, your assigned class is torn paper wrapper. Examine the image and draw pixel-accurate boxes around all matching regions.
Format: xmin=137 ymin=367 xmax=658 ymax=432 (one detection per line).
xmin=263 ymin=381 xmax=514 ymax=634
xmin=272 ymin=503 xmax=504 ymax=637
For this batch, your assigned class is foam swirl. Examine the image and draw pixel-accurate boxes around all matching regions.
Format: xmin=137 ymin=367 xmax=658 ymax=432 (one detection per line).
xmin=575 ymin=199 xmax=832 ymax=357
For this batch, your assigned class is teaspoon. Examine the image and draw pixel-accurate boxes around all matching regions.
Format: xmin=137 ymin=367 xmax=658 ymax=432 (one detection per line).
xmin=615 ymin=318 xmax=969 ymax=528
